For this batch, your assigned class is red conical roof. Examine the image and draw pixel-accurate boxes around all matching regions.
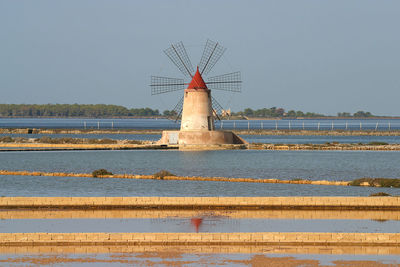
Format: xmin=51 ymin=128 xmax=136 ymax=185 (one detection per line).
xmin=187 ymin=67 xmax=208 ymax=90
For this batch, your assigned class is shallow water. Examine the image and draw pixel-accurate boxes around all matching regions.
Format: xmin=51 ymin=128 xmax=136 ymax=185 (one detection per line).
xmin=0 ymin=218 xmax=399 ymax=233
xmin=1 ymin=118 xmax=400 ymax=130
xmin=0 ymin=149 xmax=399 ymax=180
xmin=1 ymin=149 xmax=400 ymax=196
xmin=0 ymin=253 xmax=399 ymax=266
xmin=1 ymin=174 xmax=400 ymax=197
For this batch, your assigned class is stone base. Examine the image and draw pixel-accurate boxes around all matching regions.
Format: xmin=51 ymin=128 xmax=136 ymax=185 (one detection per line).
xmin=158 ymin=130 xmax=247 ymax=149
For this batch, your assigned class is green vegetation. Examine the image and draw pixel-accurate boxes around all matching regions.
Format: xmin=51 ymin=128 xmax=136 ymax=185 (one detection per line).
xmin=232 ymin=107 xmax=324 ymax=118
xmin=162 ymin=110 xmax=178 ymax=117
xmin=92 ymin=169 xmax=113 ymax=178
xmin=233 ymin=107 xmax=375 ymax=118
xmin=350 ymin=178 xmax=400 ymax=188
xmin=0 ymin=104 xmax=160 ymax=118
xmin=369 ymin=192 xmax=392 ymax=197
xmin=153 ymin=170 xmax=175 ymax=180
xmin=338 ymin=111 xmax=373 ymax=117
xmin=0 ymin=104 xmax=377 ymax=118
xmin=367 ymin=142 xmax=389 ymax=146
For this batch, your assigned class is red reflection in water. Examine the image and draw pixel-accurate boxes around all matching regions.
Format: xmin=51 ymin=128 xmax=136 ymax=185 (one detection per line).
xmin=191 ymin=217 xmax=203 ymax=233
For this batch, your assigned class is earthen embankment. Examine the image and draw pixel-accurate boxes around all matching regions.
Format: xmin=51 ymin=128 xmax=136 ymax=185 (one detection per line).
xmin=1 ymin=197 xmax=399 ymax=210
xmin=1 ymin=232 xmax=399 ymax=246
xmin=0 ymin=169 xmax=349 ymax=186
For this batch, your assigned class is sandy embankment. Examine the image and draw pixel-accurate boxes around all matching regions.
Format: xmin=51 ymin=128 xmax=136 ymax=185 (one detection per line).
xmin=0 ymin=169 xmax=349 ymax=186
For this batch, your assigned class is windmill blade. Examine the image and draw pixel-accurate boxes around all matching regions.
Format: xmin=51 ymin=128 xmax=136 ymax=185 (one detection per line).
xmin=150 ymin=76 xmax=185 ymax=95
xmin=211 ymin=96 xmax=225 ymax=121
xmin=171 ymin=96 xmax=184 ymax=122
xmin=198 ymin=39 xmax=227 ymax=76
xmin=164 ymin=42 xmax=194 ymax=78
xmin=206 ymin=71 xmax=242 ymax=92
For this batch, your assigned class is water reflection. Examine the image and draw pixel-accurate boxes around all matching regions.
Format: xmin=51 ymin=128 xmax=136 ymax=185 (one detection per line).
xmin=3 ymin=217 xmax=398 ymax=233
xmin=1 ymin=209 xmax=400 ymax=221
xmin=0 ymin=209 xmax=400 ymax=223
xmin=191 ymin=217 xmax=203 ymax=233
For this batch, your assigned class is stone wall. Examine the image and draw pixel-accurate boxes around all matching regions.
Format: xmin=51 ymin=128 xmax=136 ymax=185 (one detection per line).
xmin=1 ymin=232 xmax=399 ymax=246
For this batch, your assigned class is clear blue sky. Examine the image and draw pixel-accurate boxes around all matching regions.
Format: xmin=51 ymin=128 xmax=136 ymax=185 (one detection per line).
xmin=1 ymin=0 xmax=399 ymax=115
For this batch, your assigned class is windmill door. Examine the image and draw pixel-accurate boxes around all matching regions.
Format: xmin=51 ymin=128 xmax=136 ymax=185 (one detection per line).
xmin=168 ymin=132 xmax=179 ymax=145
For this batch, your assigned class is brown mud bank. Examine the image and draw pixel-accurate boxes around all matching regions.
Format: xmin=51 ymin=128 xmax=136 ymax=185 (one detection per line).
xmin=0 ymin=169 xmax=349 ymax=187
xmin=1 ymin=169 xmax=400 ymax=189
xmin=250 ymin=143 xmax=400 ymax=151
xmin=238 ymin=129 xmax=400 ymax=136
xmin=0 ymin=128 xmax=162 ymax=135
xmin=1 ymin=140 xmax=400 ymax=151
xmin=1 ymin=196 xmax=400 ymax=210
xmin=0 ymin=143 xmax=176 ymax=151
xmin=1 ymin=128 xmax=400 ymax=136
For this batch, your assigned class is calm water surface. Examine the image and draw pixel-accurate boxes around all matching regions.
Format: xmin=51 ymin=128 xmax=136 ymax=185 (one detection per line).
xmin=2 ymin=118 xmax=400 ymax=130
xmin=1 ymin=150 xmax=400 ymax=197
xmin=1 ymin=218 xmax=398 ymax=233
xmin=2 ymin=174 xmax=400 ymax=197
xmin=1 ymin=253 xmax=398 ymax=266
xmin=0 ymin=150 xmax=399 ymax=180
xmin=2 ymin=133 xmax=400 ymax=144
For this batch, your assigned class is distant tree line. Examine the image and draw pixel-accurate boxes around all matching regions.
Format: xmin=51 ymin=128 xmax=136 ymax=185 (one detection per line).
xmin=0 ymin=104 xmax=375 ymax=118
xmin=232 ymin=107 xmax=324 ymax=118
xmin=337 ymin=111 xmax=373 ymax=117
xmin=0 ymin=104 xmax=160 ymax=118
xmin=232 ymin=107 xmax=374 ymax=118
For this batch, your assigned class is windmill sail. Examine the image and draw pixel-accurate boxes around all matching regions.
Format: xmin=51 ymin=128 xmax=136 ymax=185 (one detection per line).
xmin=164 ymin=42 xmax=194 ymax=78
xmin=151 ymin=39 xmax=242 ymax=121
xmin=150 ymin=76 xmax=185 ymax=95
xmin=171 ymin=96 xmax=184 ymax=121
xmin=206 ymin=71 xmax=242 ymax=92
xmin=199 ymin=39 xmax=226 ymax=76
xmin=211 ymin=96 xmax=224 ymax=121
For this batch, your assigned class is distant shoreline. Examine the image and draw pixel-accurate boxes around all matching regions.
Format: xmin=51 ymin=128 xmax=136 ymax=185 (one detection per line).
xmin=1 ymin=128 xmax=400 ymax=136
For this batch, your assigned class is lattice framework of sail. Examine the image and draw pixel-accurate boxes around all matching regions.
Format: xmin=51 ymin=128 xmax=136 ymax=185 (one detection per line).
xmin=171 ymin=96 xmax=184 ymax=121
xmin=164 ymin=41 xmax=194 ymax=78
xmin=198 ymin=39 xmax=227 ymax=76
xmin=151 ymin=39 xmax=242 ymax=121
xmin=206 ymin=71 xmax=242 ymax=92
xmin=211 ymin=96 xmax=224 ymax=120
xmin=150 ymin=76 xmax=185 ymax=95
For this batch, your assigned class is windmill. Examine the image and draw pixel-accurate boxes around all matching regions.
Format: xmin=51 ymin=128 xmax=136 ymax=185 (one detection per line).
xmin=151 ymin=40 xmax=246 ymax=147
